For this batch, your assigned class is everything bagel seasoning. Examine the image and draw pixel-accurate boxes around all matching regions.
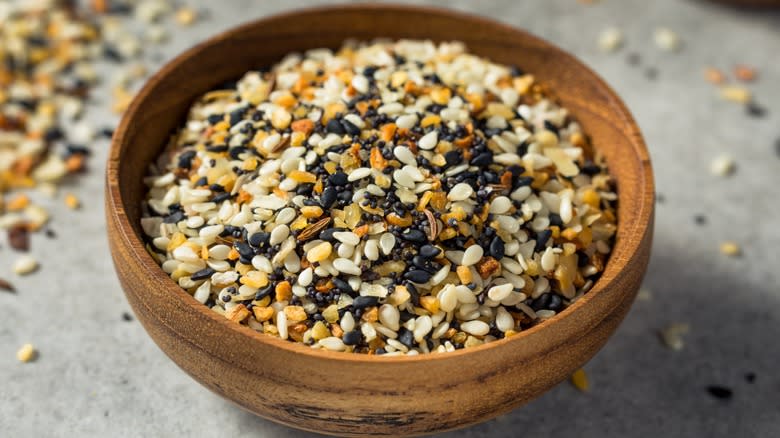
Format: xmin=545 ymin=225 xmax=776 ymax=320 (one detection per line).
xmin=141 ymin=40 xmax=617 ymax=355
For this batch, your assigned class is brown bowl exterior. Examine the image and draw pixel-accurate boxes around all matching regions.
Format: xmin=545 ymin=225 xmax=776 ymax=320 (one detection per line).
xmin=106 ymin=4 xmax=654 ymax=437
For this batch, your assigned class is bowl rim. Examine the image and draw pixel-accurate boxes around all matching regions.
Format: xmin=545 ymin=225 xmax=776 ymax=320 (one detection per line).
xmin=107 ymin=3 xmax=654 ymax=364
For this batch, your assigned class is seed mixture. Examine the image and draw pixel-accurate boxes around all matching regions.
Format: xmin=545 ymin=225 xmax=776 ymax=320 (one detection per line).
xmin=0 ymin=0 xmax=202 ymax=280
xmin=141 ymin=40 xmax=617 ymax=355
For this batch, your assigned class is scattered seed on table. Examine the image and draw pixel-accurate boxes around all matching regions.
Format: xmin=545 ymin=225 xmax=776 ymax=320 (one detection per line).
xmin=654 ymin=28 xmax=681 ymax=51
xmin=706 ymin=385 xmax=733 ymax=401
xmin=13 ymin=256 xmax=39 ymax=276
xmin=645 ymin=67 xmax=659 ymax=80
xmin=720 ymin=86 xmax=752 ymax=104
xmin=122 ymin=312 xmax=134 ymax=322
xmin=734 ymin=65 xmax=757 ymax=82
xmin=175 ymin=7 xmax=198 ymax=26
xmin=0 ymin=278 xmax=15 ymax=293
xmin=659 ymin=323 xmax=689 ymax=351
xmin=627 ymin=52 xmax=641 ymax=66
xmin=570 ymin=369 xmax=589 ymax=392
xmin=720 ymin=241 xmax=741 ymax=257
xmin=744 ymin=372 xmax=756 ymax=384
xmin=598 ymin=27 xmax=623 ymax=52
xmin=65 ymin=194 xmax=81 ymax=210
xmin=746 ymin=102 xmax=767 ymax=118
xmin=8 ymin=226 xmax=30 ymax=252
xmin=636 ymin=287 xmax=653 ymax=301
xmin=710 ymin=155 xmax=735 ymax=177
xmin=693 ymin=214 xmax=707 ymax=226
xmin=704 ymin=67 xmax=726 ymax=85
xmin=16 ymin=344 xmax=37 ymax=363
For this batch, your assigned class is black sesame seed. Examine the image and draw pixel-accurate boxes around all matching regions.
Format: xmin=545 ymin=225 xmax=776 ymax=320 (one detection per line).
xmin=206 ymin=144 xmax=228 ymax=153
xmin=332 ymin=277 xmax=355 ymax=296
xmin=706 ymin=385 xmax=733 ymax=400
xmin=342 ymin=330 xmax=362 ymax=346
xmin=419 ymin=244 xmax=441 ymax=258
xmin=329 ymin=172 xmax=348 ymax=186
xmin=255 ymin=284 xmax=274 ymax=300
xmin=444 ymin=150 xmax=462 ymax=166
xmin=745 ymin=372 xmax=756 ymax=384
xmin=694 ymin=214 xmax=707 ymax=226
xmin=191 ymin=267 xmax=216 ymax=281
xmin=249 ymin=232 xmax=270 ymax=247
xmin=548 ymin=293 xmax=563 ymax=311
xmin=234 ymin=242 xmax=254 ymax=260
xmin=746 ymin=101 xmax=767 ymax=118
xmin=177 ymin=150 xmax=197 ymax=169
xmin=352 ymin=296 xmax=379 ymax=309
xmin=398 ymin=328 xmax=415 ymax=348
xmin=163 ymin=210 xmax=185 ymax=224
xmin=489 ymin=236 xmax=505 ymax=259
xmin=400 ymin=229 xmax=426 ymax=243
xmin=404 ymin=269 xmax=432 ymax=283
xmin=341 ymin=119 xmax=361 ymax=136
xmin=534 ymin=229 xmax=552 ymax=253
xmin=531 ymin=293 xmax=552 ymax=311
xmin=211 ymin=192 xmax=232 ymax=203
xmin=121 ymin=312 xmax=134 ymax=322
xmin=326 ymin=118 xmax=346 ymax=135
xmin=470 ymin=152 xmax=493 ymax=167
xmin=207 ymin=114 xmax=223 ymax=124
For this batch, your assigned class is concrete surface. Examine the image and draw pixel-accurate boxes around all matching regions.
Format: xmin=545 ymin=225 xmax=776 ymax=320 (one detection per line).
xmin=2 ymin=0 xmax=779 ymax=436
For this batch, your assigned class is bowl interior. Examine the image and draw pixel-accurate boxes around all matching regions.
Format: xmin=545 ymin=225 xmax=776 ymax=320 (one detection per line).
xmin=108 ymin=4 xmax=653 ymax=360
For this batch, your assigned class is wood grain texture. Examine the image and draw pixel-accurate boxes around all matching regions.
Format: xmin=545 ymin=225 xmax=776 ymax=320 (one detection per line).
xmin=105 ymin=4 xmax=655 ymax=436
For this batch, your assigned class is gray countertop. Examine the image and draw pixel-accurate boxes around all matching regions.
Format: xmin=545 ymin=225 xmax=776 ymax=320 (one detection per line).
xmin=2 ymin=0 xmax=779 ymax=436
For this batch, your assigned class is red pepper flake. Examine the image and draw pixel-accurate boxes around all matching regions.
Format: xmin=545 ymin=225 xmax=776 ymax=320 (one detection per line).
xmin=0 ymin=278 xmax=15 ymax=293
xmin=734 ymin=65 xmax=757 ymax=82
xmin=8 ymin=225 xmax=30 ymax=252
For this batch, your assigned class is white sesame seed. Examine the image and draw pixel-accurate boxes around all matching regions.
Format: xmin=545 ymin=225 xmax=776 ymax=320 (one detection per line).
xmin=654 ymin=27 xmax=681 ymax=52
xmin=332 ymin=258 xmax=361 ymax=276
xmin=393 ymin=146 xmax=417 ymax=166
xmin=364 ymin=239 xmax=379 ymax=261
xmin=379 ymin=233 xmax=396 ymax=255
xmin=13 ymin=256 xmax=39 ymax=275
xmin=487 ymin=283 xmax=513 ymax=302
xmin=333 ymin=231 xmax=360 ymax=246
xmin=461 ymin=245 xmax=484 ymax=267
xmin=710 ymin=155 xmax=735 ymax=177
xmin=541 ymin=247 xmax=557 ymax=271
xmin=489 ymin=196 xmax=512 ymax=214
xmin=461 ymin=320 xmax=490 ymax=336
xmin=340 ymin=311 xmax=356 ymax=332
xmin=495 ymin=307 xmax=515 ymax=332
xmin=413 ymin=315 xmax=433 ymax=342
xmin=378 ymin=304 xmax=400 ymax=331
xmin=454 ymin=285 xmax=477 ymax=304
xmin=447 ymin=183 xmax=473 ymax=201
xmin=347 ymin=167 xmax=371 ymax=182
xmin=598 ymin=27 xmax=623 ymax=53
xmin=351 ymin=75 xmax=369 ymax=94
xmin=395 ymin=114 xmax=419 ymax=130
xmin=269 ymin=224 xmax=290 ymax=246
xmin=393 ymin=168 xmax=416 ymax=189
xmin=319 ymin=337 xmax=346 ymax=351
xmin=418 ymin=131 xmax=438 ymax=150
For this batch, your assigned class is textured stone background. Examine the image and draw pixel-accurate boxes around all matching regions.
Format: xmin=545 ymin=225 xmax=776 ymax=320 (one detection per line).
xmin=1 ymin=1 xmax=779 ymax=436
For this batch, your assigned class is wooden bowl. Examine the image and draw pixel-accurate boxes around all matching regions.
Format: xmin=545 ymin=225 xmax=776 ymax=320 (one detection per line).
xmin=106 ymin=4 xmax=654 ymax=436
